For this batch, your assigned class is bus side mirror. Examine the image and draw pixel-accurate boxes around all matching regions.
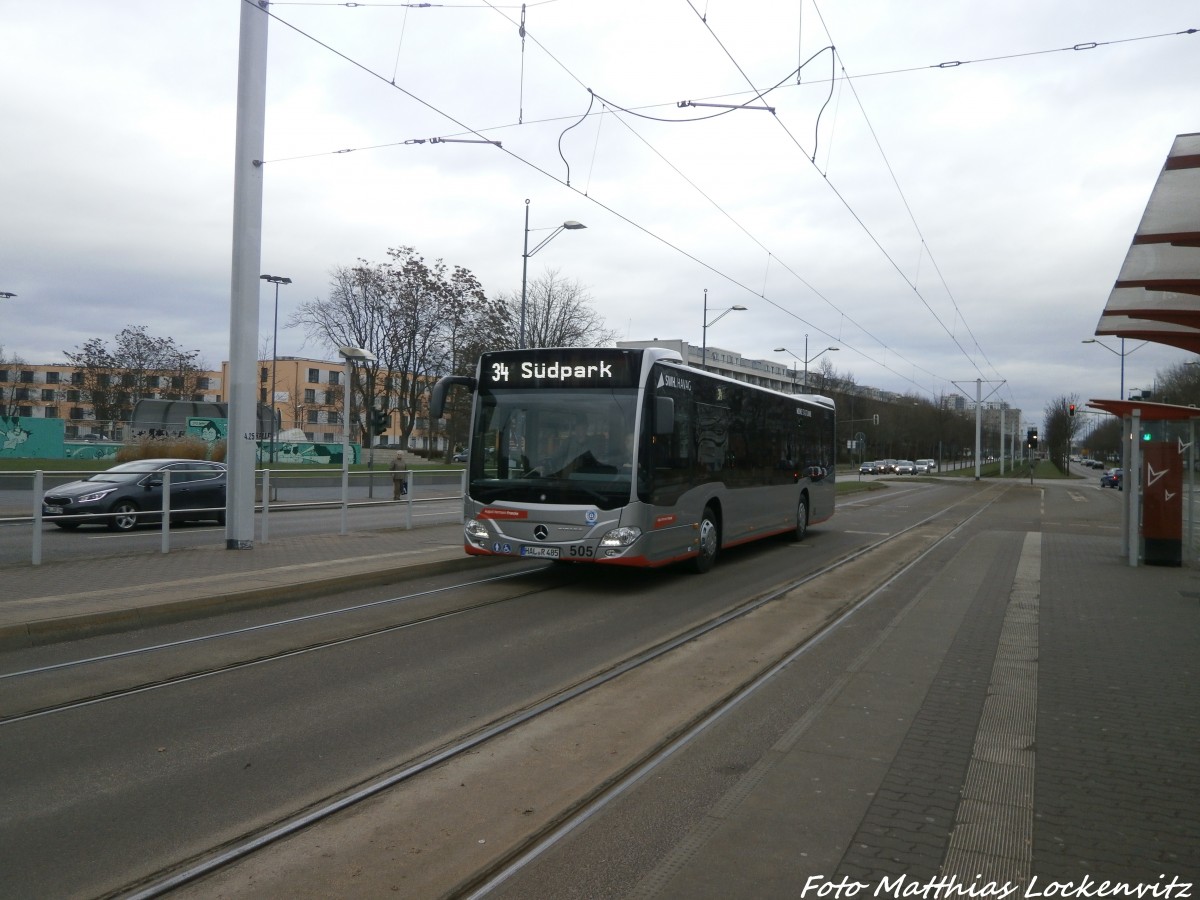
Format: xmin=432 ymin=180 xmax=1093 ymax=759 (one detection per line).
xmin=430 ymin=375 xmax=476 ymax=419
xmin=654 ymin=397 xmax=674 ymax=435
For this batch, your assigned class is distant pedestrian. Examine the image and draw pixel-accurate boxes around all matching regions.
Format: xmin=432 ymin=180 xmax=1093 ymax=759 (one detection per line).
xmin=390 ymin=451 xmax=408 ymax=498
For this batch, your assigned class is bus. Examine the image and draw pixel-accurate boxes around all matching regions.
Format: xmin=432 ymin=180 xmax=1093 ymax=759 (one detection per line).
xmin=431 ymin=346 xmax=835 ymax=573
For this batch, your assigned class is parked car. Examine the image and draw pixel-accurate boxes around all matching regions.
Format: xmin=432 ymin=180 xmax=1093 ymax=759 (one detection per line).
xmin=894 ymin=460 xmax=917 ymax=475
xmin=42 ymin=459 xmax=227 ymax=531
xmin=915 ymin=458 xmax=936 ymax=473
xmin=452 ymin=450 xmax=468 ymax=463
xmin=1100 ymin=468 xmax=1123 ymax=489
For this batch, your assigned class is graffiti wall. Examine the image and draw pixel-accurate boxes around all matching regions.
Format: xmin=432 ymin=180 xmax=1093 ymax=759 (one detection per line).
xmin=0 ymin=416 xmax=64 ymax=459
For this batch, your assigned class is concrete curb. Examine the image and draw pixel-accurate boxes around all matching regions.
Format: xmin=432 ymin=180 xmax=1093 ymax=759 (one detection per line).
xmin=0 ymin=552 xmax=514 ymax=651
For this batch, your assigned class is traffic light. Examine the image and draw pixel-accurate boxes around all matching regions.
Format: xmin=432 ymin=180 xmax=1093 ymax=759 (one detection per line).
xmin=1027 ymin=428 xmax=1038 ymax=450
xmin=1068 ymin=403 xmax=1076 ymax=417
xmin=371 ymin=408 xmax=390 ymax=436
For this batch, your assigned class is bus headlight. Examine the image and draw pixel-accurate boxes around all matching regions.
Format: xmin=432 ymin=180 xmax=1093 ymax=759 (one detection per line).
xmin=464 ymin=518 xmax=490 ymax=546
xmin=599 ymin=526 xmax=642 ymax=548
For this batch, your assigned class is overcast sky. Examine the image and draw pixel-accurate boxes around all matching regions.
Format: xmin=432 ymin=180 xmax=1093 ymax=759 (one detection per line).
xmin=4 ymin=0 xmax=1197 ymax=424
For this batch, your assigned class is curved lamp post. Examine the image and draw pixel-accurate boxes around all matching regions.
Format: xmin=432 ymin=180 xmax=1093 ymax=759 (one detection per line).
xmin=701 ymin=289 xmax=747 ymax=371
xmin=1081 ymin=337 xmax=1149 ymax=401
xmin=775 ymin=334 xmax=838 ymax=391
xmin=337 ymin=345 xmax=376 ymax=535
xmin=260 ymin=274 xmax=291 ymax=463
xmin=521 ymin=199 xmax=586 ymax=349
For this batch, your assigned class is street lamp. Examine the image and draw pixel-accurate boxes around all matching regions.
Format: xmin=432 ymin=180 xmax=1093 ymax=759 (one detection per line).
xmin=260 ymin=274 xmax=291 ymax=464
xmin=775 ymin=334 xmax=838 ymax=390
xmin=0 ymin=292 xmax=15 ymax=299
xmin=337 ymin=345 xmax=376 ymax=535
xmin=1081 ymin=338 xmax=1148 ymax=400
xmin=701 ymin=289 xmax=747 ymax=372
xmin=521 ymin=199 xmax=586 ymax=349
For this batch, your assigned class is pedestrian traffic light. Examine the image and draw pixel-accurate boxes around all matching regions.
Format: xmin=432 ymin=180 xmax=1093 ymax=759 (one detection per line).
xmin=1027 ymin=428 xmax=1038 ymax=449
xmin=371 ymin=408 xmax=390 ymax=435
xmin=1068 ymin=403 xmax=1076 ymax=417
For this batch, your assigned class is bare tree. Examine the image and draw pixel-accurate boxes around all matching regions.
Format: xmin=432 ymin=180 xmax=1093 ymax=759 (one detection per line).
xmin=64 ymin=326 xmax=203 ymax=425
xmin=1043 ymin=393 xmax=1082 ymax=472
xmin=1153 ymin=360 xmax=1200 ymax=406
xmin=291 ymin=247 xmax=489 ymax=450
xmin=1 ymin=345 xmax=30 ymax=418
xmin=494 ymin=268 xmax=618 ymax=349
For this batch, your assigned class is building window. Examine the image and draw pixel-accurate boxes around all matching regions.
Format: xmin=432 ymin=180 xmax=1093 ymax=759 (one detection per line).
xmin=18 ymin=406 xmax=33 ymax=417
xmin=45 ymin=371 xmax=61 ymax=384
xmin=260 ymin=388 xmax=268 ymax=403
xmin=308 ymin=368 xmax=320 ymax=383
xmin=307 ymin=410 xmax=319 ymax=424
xmin=66 ymin=390 xmax=80 ymax=402
xmin=0 ymin=370 xmax=8 ymax=383
xmin=328 ymin=370 xmax=341 ymax=386
xmin=70 ymin=408 xmax=86 ymax=419
xmin=42 ymin=389 xmax=56 ymax=401
xmin=304 ymin=388 xmax=316 ymax=403
xmin=197 ymin=377 xmax=210 ymax=390
xmin=15 ymin=388 xmax=32 ymax=401
xmin=20 ymin=370 xmax=34 ymax=383
xmin=71 ymin=371 xmax=84 ymax=385
xmin=45 ymin=406 xmax=59 ymax=418
xmin=260 ymin=367 xmax=269 ymax=382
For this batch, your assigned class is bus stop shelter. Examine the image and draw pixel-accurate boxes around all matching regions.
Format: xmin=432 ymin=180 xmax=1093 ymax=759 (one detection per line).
xmin=1090 ymin=131 xmax=1200 ymax=567
xmin=1085 ymin=399 xmax=1198 ymax=567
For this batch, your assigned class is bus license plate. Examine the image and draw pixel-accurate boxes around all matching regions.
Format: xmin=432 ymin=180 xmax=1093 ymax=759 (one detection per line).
xmin=521 ymin=545 xmax=560 ymax=559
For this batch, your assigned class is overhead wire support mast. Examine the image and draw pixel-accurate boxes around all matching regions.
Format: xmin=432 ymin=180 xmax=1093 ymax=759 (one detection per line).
xmin=677 ymin=100 xmax=776 ymax=114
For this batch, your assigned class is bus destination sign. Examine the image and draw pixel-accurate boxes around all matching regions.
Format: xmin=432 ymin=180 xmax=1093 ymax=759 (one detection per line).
xmin=481 ymin=349 xmax=641 ymax=389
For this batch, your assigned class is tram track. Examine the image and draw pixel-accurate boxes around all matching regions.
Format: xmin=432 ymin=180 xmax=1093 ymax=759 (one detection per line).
xmin=109 ymin=481 xmax=1011 ymax=899
xmin=0 ymin=566 xmax=556 ymax=723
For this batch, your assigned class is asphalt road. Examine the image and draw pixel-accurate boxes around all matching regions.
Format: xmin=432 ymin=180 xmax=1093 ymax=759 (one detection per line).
xmin=0 ymin=481 xmax=973 ymax=898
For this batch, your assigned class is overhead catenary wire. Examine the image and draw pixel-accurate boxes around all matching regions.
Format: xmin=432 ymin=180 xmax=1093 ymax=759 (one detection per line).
xmin=253 ymin=0 xmax=1195 ymax=402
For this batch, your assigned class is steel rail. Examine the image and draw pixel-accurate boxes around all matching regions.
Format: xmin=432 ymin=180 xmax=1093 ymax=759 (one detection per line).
xmin=114 ymin=483 xmax=1009 ymax=900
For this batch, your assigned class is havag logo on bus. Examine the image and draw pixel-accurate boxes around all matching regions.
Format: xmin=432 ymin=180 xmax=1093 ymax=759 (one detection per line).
xmin=656 ymin=372 xmax=692 ymax=392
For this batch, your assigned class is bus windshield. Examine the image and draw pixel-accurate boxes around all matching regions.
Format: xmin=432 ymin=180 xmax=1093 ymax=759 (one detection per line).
xmin=467 ymin=386 xmax=641 ymax=510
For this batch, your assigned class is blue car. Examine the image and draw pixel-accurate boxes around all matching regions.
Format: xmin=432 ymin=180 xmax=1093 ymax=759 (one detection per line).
xmin=1100 ymin=468 xmax=1122 ymax=489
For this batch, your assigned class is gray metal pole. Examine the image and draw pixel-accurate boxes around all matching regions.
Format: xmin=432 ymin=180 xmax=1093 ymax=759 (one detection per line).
xmin=974 ymin=378 xmax=982 ymax=481
xmin=341 ymin=358 xmax=352 ymax=535
xmin=520 ymin=200 xmax=530 ymax=350
xmin=226 ymin=0 xmax=269 ymax=550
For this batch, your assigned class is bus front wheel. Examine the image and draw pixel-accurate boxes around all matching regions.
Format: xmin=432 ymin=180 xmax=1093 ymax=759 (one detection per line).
xmin=692 ymin=506 xmax=719 ymax=574
xmin=791 ymin=495 xmax=808 ymax=542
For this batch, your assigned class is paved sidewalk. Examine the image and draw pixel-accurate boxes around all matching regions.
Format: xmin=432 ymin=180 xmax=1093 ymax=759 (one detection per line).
xmin=0 ymin=523 xmax=491 ymax=649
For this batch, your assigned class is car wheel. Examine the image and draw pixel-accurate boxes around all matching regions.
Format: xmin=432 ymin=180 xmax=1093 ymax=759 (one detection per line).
xmin=108 ymin=500 xmax=140 ymax=532
xmin=53 ymin=521 xmax=80 ymax=530
xmin=692 ymin=505 xmax=719 ymax=574
xmin=791 ymin=494 xmax=808 ymax=542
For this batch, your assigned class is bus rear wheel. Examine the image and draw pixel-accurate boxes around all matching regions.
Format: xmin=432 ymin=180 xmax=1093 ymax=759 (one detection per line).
xmin=692 ymin=506 xmax=719 ymax=574
xmin=791 ymin=495 xmax=808 ymax=542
